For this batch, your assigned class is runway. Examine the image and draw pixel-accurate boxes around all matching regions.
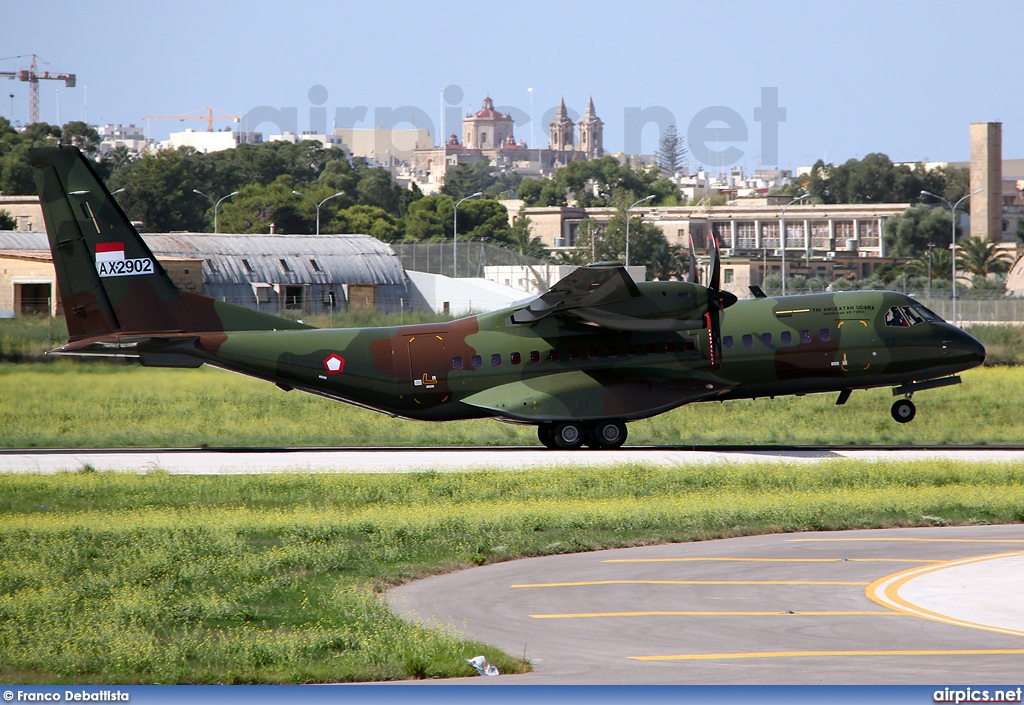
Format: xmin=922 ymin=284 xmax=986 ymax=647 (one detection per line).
xmin=2 ymin=445 xmax=1024 ymax=474
xmin=388 ymin=525 xmax=1024 ymax=684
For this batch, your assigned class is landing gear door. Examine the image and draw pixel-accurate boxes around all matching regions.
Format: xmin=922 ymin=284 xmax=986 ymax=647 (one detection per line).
xmin=406 ymin=333 xmax=448 ymax=396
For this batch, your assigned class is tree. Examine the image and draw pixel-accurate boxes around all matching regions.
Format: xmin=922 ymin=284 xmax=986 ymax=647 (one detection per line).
xmin=1016 ymin=219 xmax=1024 ymax=244
xmin=0 ymin=209 xmax=15 ymax=230
xmin=441 ymin=161 xmax=497 ymax=199
xmin=455 ymin=198 xmax=512 ymax=242
xmin=507 ymin=207 xmax=546 ymax=258
xmin=884 ymin=205 xmax=956 ymax=257
xmin=957 ymin=237 xmax=1014 ymax=277
xmin=656 ymin=123 xmax=686 ymax=176
xmin=327 ymin=205 xmax=403 ymax=240
xmin=403 ymin=195 xmax=451 ymax=240
xmin=356 ymin=167 xmax=404 ymax=216
xmin=808 ymin=154 xmax=968 ymax=206
xmin=216 ymin=176 xmax=309 ymax=234
xmin=904 ymin=246 xmax=953 ymax=282
xmin=587 ymin=208 xmax=671 ymax=278
xmin=110 ymin=147 xmax=208 ymax=232
xmin=60 ymin=121 xmax=101 ymax=156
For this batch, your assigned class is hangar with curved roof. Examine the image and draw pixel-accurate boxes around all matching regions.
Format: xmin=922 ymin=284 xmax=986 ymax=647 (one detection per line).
xmin=0 ymin=231 xmax=409 ymax=316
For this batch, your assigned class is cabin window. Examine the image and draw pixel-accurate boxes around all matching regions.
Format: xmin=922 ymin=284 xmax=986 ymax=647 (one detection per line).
xmin=723 ymin=336 xmax=734 ymax=349
xmin=646 ymin=343 xmax=657 ymax=354
xmin=781 ymin=331 xmax=792 ymax=345
xmin=491 ymin=353 xmax=502 ymax=366
xmin=761 ymin=333 xmax=773 ymax=346
xmin=588 ymin=346 xmax=599 ymax=359
xmin=452 ymin=356 xmax=464 ymax=370
xmin=627 ymin=344 xmax=638 ymax=356
xmin=568 ymin=348 xmax=580 ymax=360
xmin=820 ymin=328 xmax=832 ymax=342
xmin=471 ymin=355 xmax=482 ymax=369
xmin=800 ymin=330 xmax=812 ymax=344
xmin=665 ymin=341 xmax=676 ymax=353
xmin=742 ymin=334 xmax=753 ymax=348
xmin=607 ymin=345 xmax=618 ymax=357
xmin=683 ymin=339 xmax=696 ymax=351
xmin=510 ymin=352 xmax=522 ymax=365
xmin=547 ymin=350 xmax=560 ymax=362
xmin=529 ymin=350 xmax=540 ymax=363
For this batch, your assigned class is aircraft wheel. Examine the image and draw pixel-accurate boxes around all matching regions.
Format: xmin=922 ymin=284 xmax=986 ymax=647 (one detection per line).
xmin=591 ymin=420 xmax=627 ymax=450
xmin=891 ymin=399 xmax=916 ymax=424
xmin=537 ymin=424 xmax=557 ymax=449
xmin=551 ymin=421 xmax=585 ymax=450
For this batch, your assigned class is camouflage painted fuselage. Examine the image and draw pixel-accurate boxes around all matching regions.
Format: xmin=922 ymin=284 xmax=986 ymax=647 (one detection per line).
xmin=188 ymin=287 xmax=984 ymax=423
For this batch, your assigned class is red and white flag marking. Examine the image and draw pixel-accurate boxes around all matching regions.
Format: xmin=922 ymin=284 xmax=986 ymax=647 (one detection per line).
xmin=95 ymin=241 xmax=154 ymax=278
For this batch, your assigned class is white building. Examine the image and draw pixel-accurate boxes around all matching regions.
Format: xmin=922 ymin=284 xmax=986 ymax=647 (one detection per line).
xmin=162 ymin=129 xmax=262 ymax=153
xmin=98 ymin=124 xmax=150 ymax=155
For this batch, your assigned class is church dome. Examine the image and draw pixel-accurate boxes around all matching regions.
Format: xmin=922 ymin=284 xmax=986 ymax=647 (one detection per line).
xmin=473 ymin=96 xmax=506 ymax=119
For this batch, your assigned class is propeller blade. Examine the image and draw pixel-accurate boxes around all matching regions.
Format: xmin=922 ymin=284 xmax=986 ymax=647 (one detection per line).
xmin=708 ymin=232 xmax=721 ymax=292
xmin=687 ymin=237 xmax=697 ymax=283
xmin=706 ymin=307 xmax=722 ymax=371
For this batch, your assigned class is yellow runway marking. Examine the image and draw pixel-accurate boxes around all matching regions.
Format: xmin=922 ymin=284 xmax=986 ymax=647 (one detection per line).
xmin=531 ymin=610 xmax=905 ymax=619
xmin=511 ymin=580 xmax=868 ymax=588
xmin=603 ymin=557 xmax=943 ymax=564
xmin=789 ymin=538 xmax=1024 ymax=543
xmin=867 ymin=551 xmax=1024 ymax=638
xmin=631 ymin=649 xmax=1024 ymax=661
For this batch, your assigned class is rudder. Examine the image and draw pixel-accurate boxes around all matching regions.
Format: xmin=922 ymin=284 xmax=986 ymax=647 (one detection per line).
xmin=29 ymin=145 xmax=309 ymax=341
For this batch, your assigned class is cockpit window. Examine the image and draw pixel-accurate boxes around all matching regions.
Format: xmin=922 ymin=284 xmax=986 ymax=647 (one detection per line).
xmin=911 ymin=304 xmax=944 ymax=322
xmin=884 ymin=306 xmax=908 ymax=327
xmin=885 ymin=305 xmax=934 ymax=327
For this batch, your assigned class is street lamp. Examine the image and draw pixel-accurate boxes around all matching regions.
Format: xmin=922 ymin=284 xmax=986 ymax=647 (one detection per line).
xmin=453 ymin=192 xmax=483 ymax=278
xmin=780 ymin=193 xmax=811 ymax=296
xmin=921 ymin=188 xmax=984 ymax=326
xmin=193 ymin=189 xmax=239 ymax=234
xmin=625 ymin=195 xmax=655 ymax=268
xmin=292 ymin=191 xmax=345 ymax=236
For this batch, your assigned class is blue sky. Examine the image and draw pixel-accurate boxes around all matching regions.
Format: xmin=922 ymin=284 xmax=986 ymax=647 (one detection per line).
xmin=3 ymin=0 xmax=1021 ymax=171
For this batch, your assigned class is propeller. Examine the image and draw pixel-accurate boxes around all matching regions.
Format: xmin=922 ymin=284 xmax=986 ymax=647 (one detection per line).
xmin=704 ymin=233 xmax=738 ymax=371
xmin=687 ymin=236 xmax=697 ymax=284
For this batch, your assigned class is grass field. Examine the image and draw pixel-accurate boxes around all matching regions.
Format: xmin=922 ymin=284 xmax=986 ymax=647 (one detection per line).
xmin=0 ymin=362 xmax=1021 ymax=447
xmin=2 ymin=462 xmax=1024 ymax=684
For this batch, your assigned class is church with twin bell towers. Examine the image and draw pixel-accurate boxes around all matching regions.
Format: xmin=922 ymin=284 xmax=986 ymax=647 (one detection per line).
xmin=412 ymin=95 xmax=605 ymax=192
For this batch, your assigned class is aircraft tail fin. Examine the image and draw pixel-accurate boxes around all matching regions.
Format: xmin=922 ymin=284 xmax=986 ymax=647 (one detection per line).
xmin=29 ymin=145 xmax=310 ymax=342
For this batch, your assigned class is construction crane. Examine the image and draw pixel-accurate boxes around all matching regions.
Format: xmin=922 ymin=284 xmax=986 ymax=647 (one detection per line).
xmin=0 ymin=54 xmax=76 ymax=125
xmin=140 ymin=106 xmax=240 ymax=132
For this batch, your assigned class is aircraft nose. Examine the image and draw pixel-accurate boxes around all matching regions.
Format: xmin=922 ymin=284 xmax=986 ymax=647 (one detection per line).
xmin=950 ymin=327 xmax=986 ymax=367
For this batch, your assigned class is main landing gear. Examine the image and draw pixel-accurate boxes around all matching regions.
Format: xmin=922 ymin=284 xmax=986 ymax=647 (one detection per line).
xmin=538 ymin=420 xmax=628 ymax=450
xmin=891 ymin=398 xmax=916 ymax=424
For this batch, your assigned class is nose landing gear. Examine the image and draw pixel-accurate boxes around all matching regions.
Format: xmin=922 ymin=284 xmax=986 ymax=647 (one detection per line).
xmin=891 ymin=398 xmax=916 ymax=423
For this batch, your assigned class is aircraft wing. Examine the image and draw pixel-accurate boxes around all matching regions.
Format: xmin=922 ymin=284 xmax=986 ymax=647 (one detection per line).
xmin=508 ymin=263 xmax=708 ymax=332
xmin=508 ymin=263 xmax=641 ymax=325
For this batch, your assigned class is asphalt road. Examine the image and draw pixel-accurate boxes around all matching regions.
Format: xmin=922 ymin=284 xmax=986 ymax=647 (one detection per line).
xmin=388 ymin=525 xmax=1024 ymax=685
xmin=2 ymin=446 xmax=1024 ymax=473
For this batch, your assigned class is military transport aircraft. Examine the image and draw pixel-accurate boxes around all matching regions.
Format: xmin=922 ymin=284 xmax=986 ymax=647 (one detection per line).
xmin=29 ymin=146 xmax=985 ymax=449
